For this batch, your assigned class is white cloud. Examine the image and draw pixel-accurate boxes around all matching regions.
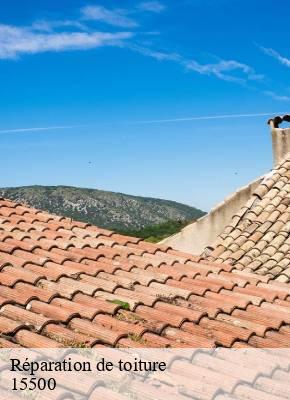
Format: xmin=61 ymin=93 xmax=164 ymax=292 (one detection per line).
xmin=80 ymin=3 xmax=165 ymax=29
xmin=1 ymin=20 xmax=257 ymax=87
xmin=133 ymin=45 xmax=261 ymax=84
xmin=81 ymin=5 xmax=138 ymax=28
xmin=260 ymin=46 xmax=290 ymax=68
xmin=184 ymin=59 xmax=262 ymax=83
xmin=264 ymin=91 xmax=290 ymax=101
xmin=0 ymin=6 xmax=262 ymax=91
xmin=138 ymin=2 xmax=166 ymax=12
xmin=0 ymin=24 xmax=133 ymax=59
xmin=32 ymin=19 xmax=88 ymax=32
xmin=131 ymin=45 xmax=180 ymax=61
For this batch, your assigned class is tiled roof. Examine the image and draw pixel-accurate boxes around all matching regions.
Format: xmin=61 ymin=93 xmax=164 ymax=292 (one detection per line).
xmin=1 ymin=197 xmax=290 ymax=348
xmin=207 ymin=154 xmax=290 ymax=282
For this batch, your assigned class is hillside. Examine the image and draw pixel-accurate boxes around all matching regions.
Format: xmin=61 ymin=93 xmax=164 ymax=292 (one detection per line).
xmin=0 ymin=186 xmax=206 ymax=236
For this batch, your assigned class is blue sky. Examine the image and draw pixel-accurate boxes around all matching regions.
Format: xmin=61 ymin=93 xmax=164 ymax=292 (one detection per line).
xmin=0 ymin=0 xmax=289 ymax=210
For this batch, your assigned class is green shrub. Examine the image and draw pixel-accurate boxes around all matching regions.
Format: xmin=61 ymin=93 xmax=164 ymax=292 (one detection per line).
xmin=118 ymin=219 xmax=192 ymax=242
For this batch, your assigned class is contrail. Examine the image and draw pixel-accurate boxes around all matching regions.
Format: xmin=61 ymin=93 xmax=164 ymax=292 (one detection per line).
xmin=1 ymin=111 xmax=288 ymax=133
xmin=133 ymin=111 xmax=289 ymax=124
xmin=0 ymin=125 xmax=81 ymax=134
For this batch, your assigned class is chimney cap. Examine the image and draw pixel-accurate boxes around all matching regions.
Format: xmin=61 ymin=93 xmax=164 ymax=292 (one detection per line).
xmin=268 ymin=114 xmax=290 ymax=128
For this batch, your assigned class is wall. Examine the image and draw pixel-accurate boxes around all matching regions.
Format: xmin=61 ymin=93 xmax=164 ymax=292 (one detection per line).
xmin=160 ymin=176 xmax=262 ymax=254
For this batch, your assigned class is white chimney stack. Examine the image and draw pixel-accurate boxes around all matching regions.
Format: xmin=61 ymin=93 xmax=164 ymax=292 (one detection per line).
xmin=268 ymin=114 xmax=290 ymax=166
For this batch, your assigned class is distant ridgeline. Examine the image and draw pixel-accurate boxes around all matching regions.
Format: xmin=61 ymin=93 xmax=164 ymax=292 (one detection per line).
xmin=0 ymin=185 xmax=205 ymax=241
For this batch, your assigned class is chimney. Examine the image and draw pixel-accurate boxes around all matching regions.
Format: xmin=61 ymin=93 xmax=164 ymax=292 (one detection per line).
xmin=268 ymin=114 xmax=290 ymax=166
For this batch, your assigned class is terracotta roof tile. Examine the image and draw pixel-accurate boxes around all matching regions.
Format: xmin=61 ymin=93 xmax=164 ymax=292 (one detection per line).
xmin=1 ymin=198 xmax=290 ymax=348
xmin=14 ymin=329 xmax=63 ymax=347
